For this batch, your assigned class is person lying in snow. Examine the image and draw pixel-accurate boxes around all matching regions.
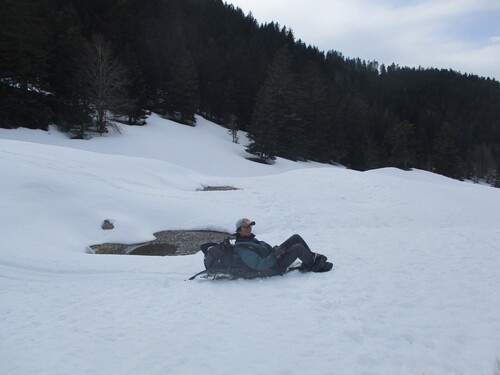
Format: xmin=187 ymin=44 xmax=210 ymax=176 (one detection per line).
xmin=234 ymin=218 xmax=333 ymax=273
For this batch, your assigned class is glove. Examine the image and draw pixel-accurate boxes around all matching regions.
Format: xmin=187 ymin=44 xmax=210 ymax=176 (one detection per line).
xmin=274 ymin=245 xmax=286 ymax=259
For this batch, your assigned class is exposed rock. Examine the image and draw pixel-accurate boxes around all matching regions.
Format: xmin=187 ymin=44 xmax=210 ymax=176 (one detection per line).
xmin=199 ymin=185 xmax=239 ymax=191
xmin=90 ymin=230 xmax=231 ymax=256
xmin=129 ymin=243 xmax=178 ymax=256
xmin=101 ymin=219 xmax=114 ymax=230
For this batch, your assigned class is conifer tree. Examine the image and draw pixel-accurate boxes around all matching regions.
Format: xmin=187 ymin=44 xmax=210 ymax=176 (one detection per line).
xmin=296 ymin=62 xmax=330 ymax=161
xmin=0 ymin=0 xmax=52 ymax=90
xmin=165 ymin=50 xmax=200 ymax=126
xmin=222 ymin=79 xmax=238 ymax=126
xmin=247 ymin=46 xmax=297 ymax=162
xmin=333 ymin=95 xmax=372 ymax=169
xmin=432 ymin=122 xmax=462 ymax=179
xmin=385 ymin=120 xmax=417 ymax=170
xmin=47 ymin=4 xmax=88 ymax=129
xmin=200 ymin=39 xmax=226 ymax=121
xmin=0 ymin=0 xmax=53 ymax=129
xmin=494 ymin=168 xmax=500 ymax=188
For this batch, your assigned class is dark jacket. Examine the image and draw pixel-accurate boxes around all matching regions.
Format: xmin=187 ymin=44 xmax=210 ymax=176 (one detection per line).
xmin=234 ymin=234 xmax=278 ymax=271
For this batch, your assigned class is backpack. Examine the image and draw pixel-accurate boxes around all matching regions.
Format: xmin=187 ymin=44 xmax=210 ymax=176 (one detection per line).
xmin=188 ymin=236 xmax=285 ymax=280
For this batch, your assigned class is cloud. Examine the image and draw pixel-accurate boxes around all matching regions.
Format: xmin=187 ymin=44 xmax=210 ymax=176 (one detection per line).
xmin=229 ymin=0 xmax=500 ymax=80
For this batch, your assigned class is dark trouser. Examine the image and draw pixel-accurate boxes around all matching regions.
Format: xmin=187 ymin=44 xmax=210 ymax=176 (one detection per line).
xmin=276 ymin=234 xmax=315 ymax=269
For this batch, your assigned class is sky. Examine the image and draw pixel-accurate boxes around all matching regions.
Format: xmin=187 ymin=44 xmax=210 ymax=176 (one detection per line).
xmin=227 ymin=0 xmax=500 ymax=81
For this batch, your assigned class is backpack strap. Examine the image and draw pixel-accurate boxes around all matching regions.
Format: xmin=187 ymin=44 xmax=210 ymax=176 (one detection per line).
xmin=223 ymin=235 xmax=236 ymax=245
xmin=200 ymin=242 xmax=217 ymax=255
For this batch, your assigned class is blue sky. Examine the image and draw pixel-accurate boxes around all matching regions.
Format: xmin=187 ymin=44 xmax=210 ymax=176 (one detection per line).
xmin=228 ymin=0 xmax=500 ymax=81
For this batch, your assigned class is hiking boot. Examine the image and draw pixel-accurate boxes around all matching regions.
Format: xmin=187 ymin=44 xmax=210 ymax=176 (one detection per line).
xmin=299 ymin=254 xmax=330 ymax=272
xmin=314 ymin=261 xmax=333 ymax=272
xmin=313 ymin=253 xmax=327 ymax=264
xmin=312 ymin=254 xmax=332 ymax=272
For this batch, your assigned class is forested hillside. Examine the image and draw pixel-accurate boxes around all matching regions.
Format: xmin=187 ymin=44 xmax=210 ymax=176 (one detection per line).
xmin=1 ymin=0 xmax=499 ymax=183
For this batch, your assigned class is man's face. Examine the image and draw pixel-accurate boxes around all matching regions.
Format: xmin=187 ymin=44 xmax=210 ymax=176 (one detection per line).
xmin=238 ymin=223 xmax=253 ymax=237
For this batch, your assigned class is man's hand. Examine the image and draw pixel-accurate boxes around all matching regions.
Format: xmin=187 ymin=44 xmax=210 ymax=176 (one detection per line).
xmin=274 ymin=246 xmax=286 ymax=259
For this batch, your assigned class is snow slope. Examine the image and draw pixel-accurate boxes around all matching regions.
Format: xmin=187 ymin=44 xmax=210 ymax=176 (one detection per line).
xmin=1 ymin=115 xmax=499 ymax=375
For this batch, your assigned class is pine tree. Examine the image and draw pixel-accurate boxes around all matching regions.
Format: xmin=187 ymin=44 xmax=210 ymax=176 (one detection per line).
xmin=200 ymin=38 xmax=226 ymax=121
xmin=47 ymin=4 xmax=88 ymax=130
xmin=247 ymin=46 xmax=297 ymax=162
xmin=494 ymin=167 xmax=500 ymax=188
xmin=119 ymin=45 xmax=148 ymax=126
xmin=333 ymin=95 xmax=372 ymax=169
xmin=296 ymin=62 xmax=330 ymax=161
xmin=165 ymin=50 xmax=200 ymax=126
xmin=385 ymin=120 xmax=417 ymax=170
xmin=0 ymin=0 xmax=54 ymax=129
xmin=0 ymin=0 xmax=52 ymax=90
xmin=222 ymin=79 xmax=238 ymax=125
xmin=433 ymin=122 xmax=462 ymax=179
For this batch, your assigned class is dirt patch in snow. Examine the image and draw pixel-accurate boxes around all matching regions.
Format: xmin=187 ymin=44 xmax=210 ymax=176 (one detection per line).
xmin=89 ymin=230 xmax=231 ymax=256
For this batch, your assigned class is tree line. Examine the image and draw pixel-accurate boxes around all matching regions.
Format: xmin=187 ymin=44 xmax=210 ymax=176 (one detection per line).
xmin=1 ymin=0 xmax=499 ymax=184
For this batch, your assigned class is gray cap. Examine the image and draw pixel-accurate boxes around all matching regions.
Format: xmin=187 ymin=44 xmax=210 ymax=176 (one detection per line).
xmin=235 ymin=218 xmax=255 ymax=231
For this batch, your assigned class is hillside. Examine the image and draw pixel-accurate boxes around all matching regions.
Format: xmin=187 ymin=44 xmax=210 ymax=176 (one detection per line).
xmin=1 ymin=116 xmax=499 ymax=374
xmin=2 ymin=0 xmax=500 ymax=180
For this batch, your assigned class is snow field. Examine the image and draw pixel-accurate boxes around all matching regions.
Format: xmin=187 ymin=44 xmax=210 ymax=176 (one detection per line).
xmin=1 ymin=115 xmax=499 ymax=375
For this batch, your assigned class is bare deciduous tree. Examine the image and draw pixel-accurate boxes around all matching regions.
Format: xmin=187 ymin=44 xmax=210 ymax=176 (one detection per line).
xmin=227 ymin=113 xmax=239 ymax=144
xmin=80 ymin=35 xmax=131 ymax=135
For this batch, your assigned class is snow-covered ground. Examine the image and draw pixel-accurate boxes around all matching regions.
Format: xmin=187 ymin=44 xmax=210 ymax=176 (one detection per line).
xmin=1 ymin=114 xmax=499 ymax=375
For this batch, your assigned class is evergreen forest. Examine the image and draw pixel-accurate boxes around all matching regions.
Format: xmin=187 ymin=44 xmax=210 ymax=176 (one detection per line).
xmin=1 ymin=0 xmax=500 ymax=184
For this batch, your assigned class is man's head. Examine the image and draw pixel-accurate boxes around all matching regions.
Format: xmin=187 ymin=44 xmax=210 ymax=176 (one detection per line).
xmin=235 ymin=218 xmax=255 ymax=236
